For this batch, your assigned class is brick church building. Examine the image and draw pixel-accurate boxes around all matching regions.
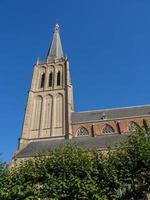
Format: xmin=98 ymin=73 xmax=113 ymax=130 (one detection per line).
xmin=13 ymin=24 xmax=150 ymax=162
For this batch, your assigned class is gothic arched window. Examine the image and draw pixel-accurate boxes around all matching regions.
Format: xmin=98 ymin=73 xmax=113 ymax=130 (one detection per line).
xmin=40 ymin=73 xmax=45 ymax=88
xmin=102 ymin=124 xmax=115 ymax=134
xmin=128 ymin=122 xmax=139 ymax=132
xmin=76 ymin=127 xmax=89 ymax=137
xmin=49 ymin=72 xmax=53 ymax=87
xmin=57 ymin=71 xmax=61 ymax=86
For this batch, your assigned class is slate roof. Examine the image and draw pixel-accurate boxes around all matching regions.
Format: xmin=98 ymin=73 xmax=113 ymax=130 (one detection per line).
xmin=72 ymin=105 xmax=150 ymax=123
xmin=16 ymin=134 xmax=128 ymax=158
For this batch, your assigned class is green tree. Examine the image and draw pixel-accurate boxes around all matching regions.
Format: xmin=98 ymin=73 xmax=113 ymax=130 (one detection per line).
xmin=0 ymin=156 xmax=7 ymax=194
xmin=104 ymin=127 xmax=150 ymax=200
xmin=1 ymin=146 xmax=106 ymax=200
xmin=0 ymin=127 xmax=149 ymax=200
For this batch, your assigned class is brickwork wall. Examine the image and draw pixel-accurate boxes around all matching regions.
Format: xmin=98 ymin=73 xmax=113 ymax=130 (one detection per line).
xmin=72 ymin=116 xmax=150 ymax=136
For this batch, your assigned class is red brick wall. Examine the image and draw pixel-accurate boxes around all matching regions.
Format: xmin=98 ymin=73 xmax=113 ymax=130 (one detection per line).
xmin=72 ymin=116 xmax=150 ymax=137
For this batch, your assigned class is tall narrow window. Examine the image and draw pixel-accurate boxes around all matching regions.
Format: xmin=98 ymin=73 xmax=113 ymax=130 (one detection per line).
xmin=57 ymin=71 xmax=61 ymax=86
xmin=49 ymin=72 xmax=53 ymax=87
xmin=31 ymin=96 xmax=43 ymax=130
xmin=40 ymin=73 xmax=45 ymax=88
xmin=55 ymin=94 xmax=63 ymax=127
xmin=43 ymin=95 xmax=53 ymax=129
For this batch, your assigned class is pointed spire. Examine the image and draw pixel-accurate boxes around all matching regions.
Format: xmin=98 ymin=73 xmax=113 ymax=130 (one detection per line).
xmin=46 ymin=24 xmax=64 ymax=63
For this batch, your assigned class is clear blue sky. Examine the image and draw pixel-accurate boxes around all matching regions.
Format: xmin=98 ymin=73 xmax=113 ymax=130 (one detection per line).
xmin=0 ymin=0 xmax=150 ymax=162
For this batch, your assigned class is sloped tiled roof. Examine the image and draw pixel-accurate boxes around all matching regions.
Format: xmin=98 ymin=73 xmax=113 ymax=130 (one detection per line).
xmin=16 ymin=134 xmax=128 ymax=158
xmin=72 ymin=105 xmax=150 ymax=123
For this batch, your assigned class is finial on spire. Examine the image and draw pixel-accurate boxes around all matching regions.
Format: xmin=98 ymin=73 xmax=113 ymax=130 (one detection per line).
xmin=54 ymin=24 xmax=60 ymax=32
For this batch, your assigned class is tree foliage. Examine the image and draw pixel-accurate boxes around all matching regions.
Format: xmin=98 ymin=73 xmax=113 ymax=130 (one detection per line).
xmin=0 ymin=156 xmax=7 ymax=192
xmin=0 ymin=127 xmax=149 ymax=200
xmin=105 ymin=127 xmax=150 ymax=199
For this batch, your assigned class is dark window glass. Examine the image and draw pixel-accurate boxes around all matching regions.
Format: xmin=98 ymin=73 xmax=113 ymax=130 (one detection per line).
xmin=49 ymin=72 xmax=53 ymax=87
xmin=77 ymin=127 xmax=89 ymax=136
xmin=40 ymin=73 xmax=45 ymax=88
xmin=102 ymin=125 xmax=115 ymax=134
xmin=57 ymin=71 xmax=61 ymax=86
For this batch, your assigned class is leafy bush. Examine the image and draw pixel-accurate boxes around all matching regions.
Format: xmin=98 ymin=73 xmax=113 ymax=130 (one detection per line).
xmin=106 ymin=127 xmax=150 ymax=199
xmin=0 ymin=128 xmax=149 ymax=200
xmin=0 ymin=156 xmax=7 ymax=195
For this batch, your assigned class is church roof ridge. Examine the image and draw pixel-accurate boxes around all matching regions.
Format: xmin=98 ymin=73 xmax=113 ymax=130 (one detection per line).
xmin=74 ymin=104 xmax=150 ymax=114
xmin=72 ymin=104 xmax=150 ymax=124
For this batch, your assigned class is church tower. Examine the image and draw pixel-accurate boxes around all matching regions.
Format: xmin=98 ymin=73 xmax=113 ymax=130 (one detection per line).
xmin=18 ymin=24 xmax=74 ymax=150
